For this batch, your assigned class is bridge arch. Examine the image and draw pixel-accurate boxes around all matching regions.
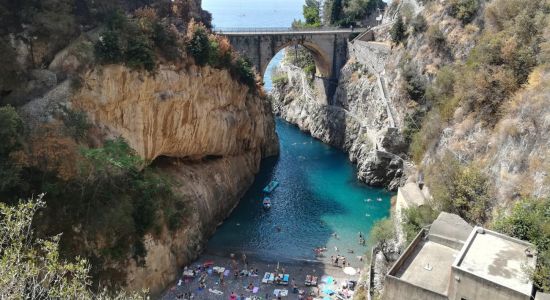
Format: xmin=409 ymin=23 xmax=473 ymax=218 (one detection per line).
xmin=218 ymin=29 xmax=354 ymax=81
xmin=262 ymin=40 xmax=332 ymax=78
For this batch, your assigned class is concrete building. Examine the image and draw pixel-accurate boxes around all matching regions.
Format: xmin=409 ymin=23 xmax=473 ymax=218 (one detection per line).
xmin=384 ymin=213 xmax=538 ymax=300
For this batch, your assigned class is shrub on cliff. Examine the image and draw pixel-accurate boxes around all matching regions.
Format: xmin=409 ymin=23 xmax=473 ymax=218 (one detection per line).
xmin=448 ymin=0 xmax=479 ymax=24
xmin=125 ymin=34 xmax=156 ymax=71
xmin=0 ymin=105 xmax=23 ymax=193
xmin=368 ymin=218 xmax=396 ymax=248
xmin=153 ymin=21 xmax=181 ymax=61
xmin=426 ymin=153 xmax=492 ymax=225
xmin=94 ymin=30 xmax=123 ymax=64
xmin=426 ymin=25 xmax=446 ymax=53
xmin=493 ymin=197 xmax=550 ymax=292
xmin=187 ymin=26 xmax=211 ymax=66
xmin=0 ymin=195 xmax=147 ymax=299
xmin=232 ymin=57 xmax=256 ymax=89
xmin=400 ymin=62 xmax=426 ymax=103
xmin=403 ymin=206 xmax=438 ymax=245
xmin=390 ymin=16 xmax=406 ymax=44
xmin=272 ymin=74 xmax=289 ymax=87
xmin=411 ymin=14 xmax=427 ymax=34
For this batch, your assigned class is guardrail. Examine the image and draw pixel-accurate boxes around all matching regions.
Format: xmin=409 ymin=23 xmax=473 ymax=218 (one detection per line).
xmin=213 ymin=27 xmax=367 ymax=33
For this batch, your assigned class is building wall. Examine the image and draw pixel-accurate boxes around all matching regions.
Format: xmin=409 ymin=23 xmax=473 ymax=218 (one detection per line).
xmin=448 ymin=268 xmax=532 ymax=300
xmin=384 ymin=276 xmax=448 ymax=300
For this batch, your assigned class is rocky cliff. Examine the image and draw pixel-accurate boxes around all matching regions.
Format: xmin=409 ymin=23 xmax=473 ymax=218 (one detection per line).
xmin=271 ymin=44 xmax=409 ymax=191
xmin=75 ymin=64 xmax=277 ymax=161
xmin=71 ymin=64 xmax=278 ymax=294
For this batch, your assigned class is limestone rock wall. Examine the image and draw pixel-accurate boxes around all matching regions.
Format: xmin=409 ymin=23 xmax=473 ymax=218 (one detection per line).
xmin=75 ymin=64 xmax=278 ymax=161
xmin=271 ymin=47 xmax=408 ymax=191
xmin=126 ymin=153 xmax=261 ymax=294
xmin=74 ymin=64 xmax=278 ymax=294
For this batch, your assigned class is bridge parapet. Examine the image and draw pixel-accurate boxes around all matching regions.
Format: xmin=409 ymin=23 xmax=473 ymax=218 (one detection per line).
xmin=214 ymin=27 xmax=366 ymax=34
xmin=218 ymin=28 xmax=354 ymax=81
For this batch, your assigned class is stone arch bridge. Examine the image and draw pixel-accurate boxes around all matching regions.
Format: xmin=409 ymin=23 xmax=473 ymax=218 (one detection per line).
xmin=215 ymin=28 xmax=360 ymax=81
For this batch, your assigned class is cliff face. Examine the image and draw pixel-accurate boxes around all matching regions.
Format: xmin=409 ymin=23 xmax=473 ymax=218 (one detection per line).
xmin=125 ymin=153 xmax=263 ymax=293
xmin=271 ymin=45 xmax=409 ymax=191
xmin=75 ymin=65 xmax=277 ymax=161
xmin=72 ymin=64 xmax=278 ymax=294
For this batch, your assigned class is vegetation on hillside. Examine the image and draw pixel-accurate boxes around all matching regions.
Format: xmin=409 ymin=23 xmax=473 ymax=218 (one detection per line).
xmin=395 ymin=0 xmax=550 ymax=291
xmin=0 ymin=105 xmax=188 ymax=286
xmin=493 ymin=197 xmax=550 ymax=291
xmin=324 ymin=0 xmax=385 ymax=27
xmin=409 ymin=0 xmax=549 ymax=163
xmin=0 ymin=195 xmax=147 ymax=299
xmin=292 ymin=0 xmax=322 ymax=28
xmin=283 ymin=46 xmax=317 ymax=79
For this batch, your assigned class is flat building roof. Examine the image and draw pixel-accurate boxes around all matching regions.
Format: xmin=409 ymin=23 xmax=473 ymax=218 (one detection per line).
xmin=454 ymin=227 xmax=537 ymax=296
xmin=394 ymin=240 xmax=458 ymax=295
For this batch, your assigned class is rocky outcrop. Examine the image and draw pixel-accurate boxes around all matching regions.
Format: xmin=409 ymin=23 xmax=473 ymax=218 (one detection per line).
xmin=72 ymin=64 xmax=278 ymax=294
xmin=271 ymin=50 xmax=408 ymax=190
xmin=75 ymin=64 xmax=278 ymax=161
xmin=126 ymin=153 xmax=262 ymax=294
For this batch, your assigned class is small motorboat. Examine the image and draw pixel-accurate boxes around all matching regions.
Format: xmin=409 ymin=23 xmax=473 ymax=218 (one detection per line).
xmin=263 ymin=197 xmax=271 ymax=209
xmin=376 ymin=197 xmax=382 ymax=202
xmin=263 ymin=180 xmax=279 ymax=193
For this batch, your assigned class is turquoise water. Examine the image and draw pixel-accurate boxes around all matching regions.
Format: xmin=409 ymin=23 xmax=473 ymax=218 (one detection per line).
xmin=205 ymin=120 xmax=392 ymax=263
xmin=202 ymin=1 xmax=393 ymax=264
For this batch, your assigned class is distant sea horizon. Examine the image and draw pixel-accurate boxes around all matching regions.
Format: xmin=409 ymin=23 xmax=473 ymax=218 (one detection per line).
xmin=202 ymin=0 xmax=303 ymax=90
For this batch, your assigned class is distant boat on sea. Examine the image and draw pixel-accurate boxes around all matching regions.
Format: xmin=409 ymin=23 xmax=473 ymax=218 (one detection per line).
xmin=263 ymin=180 xmax=279 ymax=193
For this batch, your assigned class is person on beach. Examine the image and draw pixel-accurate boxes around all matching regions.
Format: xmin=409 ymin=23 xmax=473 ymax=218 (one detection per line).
xmin=230 ymin=291 xmax=237 ymax=300
xmin=242 ymin=253 xmax=247 ymax=265
xmin=247 ymin=282 xmax=254 ymax=291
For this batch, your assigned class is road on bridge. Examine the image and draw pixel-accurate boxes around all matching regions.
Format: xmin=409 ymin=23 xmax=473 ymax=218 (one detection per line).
xmin=214 ymin=27 xmax=366 ymax=35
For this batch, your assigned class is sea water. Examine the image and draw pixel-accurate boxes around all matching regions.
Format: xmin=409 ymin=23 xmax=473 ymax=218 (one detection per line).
xmin=205 ymin=120 xmax=392 ymax=263
xmin=202 ymin=0 xmax=392 ymax=264
xmin=203 ymin=0 xmax=303 ymax=90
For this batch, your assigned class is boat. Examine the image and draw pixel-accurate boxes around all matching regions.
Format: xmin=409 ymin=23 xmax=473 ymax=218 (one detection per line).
xmin=263 ymin=197 xmax=271 ymax=209
xmin=263 ymin=180 xmax=279 ymax=193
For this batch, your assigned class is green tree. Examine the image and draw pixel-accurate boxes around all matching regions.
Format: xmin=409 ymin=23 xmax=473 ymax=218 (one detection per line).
xmin=231 ymin=57 xmax=256 ymax=89
xmin=94 ymin=30 xmax=123 ymax=64
xmin=369 ymin=218 xmax=396 ymax=247
xmin=448 ymin=0 xmax=479 ymax=24
xmin=344 ymin=0 xmax=385 ymax=22
xmin=125 ymin=34 xmax=155 ymax=71
xmin=390 ymin=16 xmax=406 ymax=44
xmin=330 ymin=0 xmax=344 ymax=25
xmin=187 ymin=27 xmax=210 ymax=66
xmin=303 ymin=0 xmax=321 ymax=26
xmin=0 ymin=195 xmax=147 ymax=299
xmin=493 ymin=198 xmax=550 ymax=291
xmin=427 ymin=153 xmax=492 ymax=224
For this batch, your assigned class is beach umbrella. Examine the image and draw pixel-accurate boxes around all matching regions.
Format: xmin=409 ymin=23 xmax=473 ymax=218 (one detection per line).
xmin=343 ymin=267 xmax=357 ymax=276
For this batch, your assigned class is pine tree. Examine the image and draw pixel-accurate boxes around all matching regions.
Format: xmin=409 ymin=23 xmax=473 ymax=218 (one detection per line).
xmin=390 ymin=16 xmax=406 ymax=44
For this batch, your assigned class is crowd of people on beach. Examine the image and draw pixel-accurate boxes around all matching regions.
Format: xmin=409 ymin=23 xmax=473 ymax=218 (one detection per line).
xmin=171 ymin=232 xmax=367 ymax=300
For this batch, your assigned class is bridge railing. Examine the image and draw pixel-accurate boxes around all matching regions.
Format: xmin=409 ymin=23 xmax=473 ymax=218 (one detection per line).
xmin=213 ymin=27 xmax=367 ymax=33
